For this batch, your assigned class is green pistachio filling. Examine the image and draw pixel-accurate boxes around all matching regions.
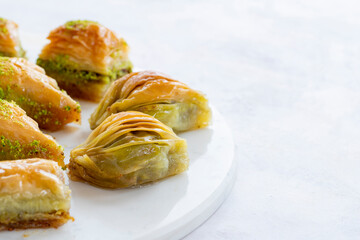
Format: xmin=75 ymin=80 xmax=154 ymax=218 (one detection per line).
xmin=0 ymin=51 xmax=13 ymax=57
xmin=71 ymin=134 xmax=188 ymax=188
xmin=0 ymin=48 xmax=26 ymax=58
xmin=0 ymin=197 xmax=70 ymax=224
xmin=37 ymin=55 xmax=132 ymax=85
xmin=132 ymin=103 xmax=200 ymax=132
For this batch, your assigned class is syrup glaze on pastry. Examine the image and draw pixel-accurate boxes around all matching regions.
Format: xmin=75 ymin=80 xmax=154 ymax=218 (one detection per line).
xmin=0 ymin=18 xmax=26 ymax=58
xmin=89 ymin=71 xmax=211 ymax=132
xmin=0 ymin=158 xmax=72 ymax=230
xmin=37 ymin=20 xmax=132 ymax=101
xmin=0 ymin=99 xmax=65 ymax=166
xmin=70 ymin=111 xmax=189 ymax=188
xmin=0 ymin=57 xmax=81 ymax=131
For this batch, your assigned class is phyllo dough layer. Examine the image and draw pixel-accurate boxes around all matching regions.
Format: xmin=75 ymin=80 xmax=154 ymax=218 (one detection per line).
xmin=89 ymin=71 xmax=211 ymax=132
xmin=0 ymin=99 xmax=64 ymax=166
xmin=37 ymin=20 xmax=132 ymax=101
xmin=69 ymin=111 xmax=189 ymax=188
xmin=0 ymin=18 xmax=26 ymax=58
xmin=0 ymin=57 xmax=81 ymax=130
xmin=0 ymin=159 xmax=72 ymax=230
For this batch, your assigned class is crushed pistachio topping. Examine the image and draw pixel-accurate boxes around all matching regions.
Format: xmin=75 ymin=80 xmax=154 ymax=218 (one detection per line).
xmin=0 ymin=18 xmax=7 ymax=34
xmin=0 ymin=80 xmax=80 ymax=128
xmin=0 ymin=100 xmax=64 ymax=161
xmin=0 ymin=99 xmax=14 ymax=118
xmin=0 ymin=98 xmax=64 ymax=163
xmin=64 ymin=20 xmax=99 ymax=30
xmin=0 ymin=84 xmax=54 ymax=123
xmin=0 ymin=27 xmax=7 ymax=34
xmin=0 ymin=99 xmax=24 ymax=126
xmin=0 ymin=49 xmax=26 ymax=59
xmin=0 ymin=136 xmax=51 ymax=160
xmin=0 ymin=57 xmax=14 ymax=76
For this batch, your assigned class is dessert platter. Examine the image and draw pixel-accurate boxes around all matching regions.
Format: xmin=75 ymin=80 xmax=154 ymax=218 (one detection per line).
xmin=0 ymin=19 xmax=236 ymax=239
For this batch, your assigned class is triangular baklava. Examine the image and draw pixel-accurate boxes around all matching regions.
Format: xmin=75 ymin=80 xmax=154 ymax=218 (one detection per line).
xmin=0 ymin=57 xmax=81 ymax=130
xmin=0 ymin=99 xmax=64 ymax=166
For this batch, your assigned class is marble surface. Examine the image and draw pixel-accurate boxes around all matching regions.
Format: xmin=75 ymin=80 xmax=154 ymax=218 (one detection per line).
xmin=2 ymin=0 xmax=360 ymax=239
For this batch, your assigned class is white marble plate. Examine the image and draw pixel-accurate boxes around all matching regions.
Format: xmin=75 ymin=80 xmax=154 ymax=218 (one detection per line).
xmin=0 ymin=99 xmax=236 ymax=240
xmin=1 ymin=32 xmax=236 ymax=239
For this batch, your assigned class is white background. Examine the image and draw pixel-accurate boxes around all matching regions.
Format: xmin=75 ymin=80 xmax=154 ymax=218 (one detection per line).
xmin=2 ymin=0 xmax=360 ymax=239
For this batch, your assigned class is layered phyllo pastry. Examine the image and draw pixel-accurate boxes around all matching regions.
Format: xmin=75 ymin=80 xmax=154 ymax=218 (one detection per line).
xmin=0 ymin=57 xmax=81 ymax=131
xmin=0 ymin=159 xmax=72 ymax=230
xmin=69 ymin=111 xmax=189 ymax=189
xmin=0 ymin=18 xmax=26 ymax=58
xmin=0 ymin=99 xmax=64 ymax=166
xmin=89 ymin=71 xmax=211 ymax=132
xmin=37 ymin=20 xmax=133 ymax=102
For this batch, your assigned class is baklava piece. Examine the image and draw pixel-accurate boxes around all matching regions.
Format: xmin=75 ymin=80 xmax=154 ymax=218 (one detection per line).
xmin=37 ymin=20 xmax=132 ymax=101
xmin=0 ymin=99 xmax=64 ymax=166
xmin=69 ymin=111 xmax=189 ymax=188
xmin=0 ymin=159 xmax=72 ymax=230
xmin=89 ymin=71 xmax=211 ymax=132
xmin=0 ymin=18 xmax=26 ymax=58
xmin=0 ymin=57 xmax=81 ymax=131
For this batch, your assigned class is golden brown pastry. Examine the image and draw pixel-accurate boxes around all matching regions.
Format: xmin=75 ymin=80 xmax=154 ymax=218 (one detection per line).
xmin=0 ymin=159 xmax=72 ymax=230
xmin=0 ymin=57 xmax=81 ymax=131
xmin=37 ymin=20 xmax=133 ymax=101
xmin=89 ymin=71 xmax=211 ymax=132
xmin=0 ymin=18 xmax=26 ymax=58
xmin=0 ymin=99 xmax=64 ymax=166
xmin=69 ymin=111 xmax=189 ymax=189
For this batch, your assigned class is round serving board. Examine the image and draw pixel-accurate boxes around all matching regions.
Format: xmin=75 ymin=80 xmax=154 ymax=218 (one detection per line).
xmin=0 ymin=33 xmax=236 ymax=240
xmin=1 ymin=102 xmax=235 ymax=240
